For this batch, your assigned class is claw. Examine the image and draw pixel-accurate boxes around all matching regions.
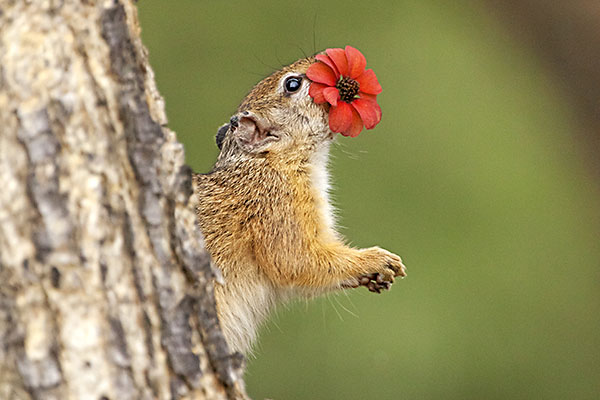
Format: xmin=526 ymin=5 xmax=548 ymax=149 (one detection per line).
xmin=388 ymin=261 xmax=407 ymax=277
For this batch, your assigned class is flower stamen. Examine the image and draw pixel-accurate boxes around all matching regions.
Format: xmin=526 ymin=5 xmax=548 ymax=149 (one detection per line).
xmin=336 ymin=76 xmax=360 ymax=103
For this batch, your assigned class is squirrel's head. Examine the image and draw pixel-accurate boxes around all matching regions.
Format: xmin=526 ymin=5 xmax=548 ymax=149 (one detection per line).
xmin=215 ymin=56 xmax=333 ymax=165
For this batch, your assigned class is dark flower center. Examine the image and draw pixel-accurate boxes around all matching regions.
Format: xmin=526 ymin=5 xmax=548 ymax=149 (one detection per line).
xmin=336 ymin=76 xmax=360 ymax=103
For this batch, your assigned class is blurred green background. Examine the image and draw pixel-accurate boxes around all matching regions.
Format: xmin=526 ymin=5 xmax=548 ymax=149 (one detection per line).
xmin=138 ymin=1 xmax=600 ymax=399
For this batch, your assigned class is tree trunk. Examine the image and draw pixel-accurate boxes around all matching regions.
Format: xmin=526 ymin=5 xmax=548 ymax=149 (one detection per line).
xmin=0 ymin=1 xmax=247 ymax=399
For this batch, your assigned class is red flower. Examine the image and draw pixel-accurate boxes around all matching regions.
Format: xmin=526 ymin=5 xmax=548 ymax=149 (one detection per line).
xmin=307 ymin=46 xmax=382 ymax=138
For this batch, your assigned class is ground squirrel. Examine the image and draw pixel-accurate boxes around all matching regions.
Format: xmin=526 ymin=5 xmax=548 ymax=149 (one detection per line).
xmin=195 ymin=55 xmax=406 ymax=355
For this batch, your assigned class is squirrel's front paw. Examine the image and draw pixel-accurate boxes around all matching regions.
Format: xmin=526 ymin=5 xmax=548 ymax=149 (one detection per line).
xmin=347 ymin=247 xmax=406 ymax=293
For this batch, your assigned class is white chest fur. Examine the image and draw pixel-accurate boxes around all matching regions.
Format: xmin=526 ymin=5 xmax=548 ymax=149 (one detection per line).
xmin=308 ymin=141 xmax=336 ymax=232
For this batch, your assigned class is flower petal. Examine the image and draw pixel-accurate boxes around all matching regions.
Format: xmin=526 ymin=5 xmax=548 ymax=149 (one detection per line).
xmin=367 ymin=95 xmax=383 ymax=124
xmin=309 ymin=82 xmax=328 ymax=103
xmin=359 ymin=94 xmax=382 ymax=123
xmin=352 ymin=97 xmax=382 ymax=129
xmin=326 ymin=48 xmax=349 ymax=77
xmin=341 ymin=108 xmax=364 ymax=137
xmin=329 ymin=102 xmax=353 ymax=133
xmin=345 ymin=45 xmax=366 ymax=79
xmin=356 ymin=69 xmax=382 ymax=95
xmin=315 ymin=54 xmax=340 ymax=77
xmin=323 ymin=87 xmax=340 ymax=107
xmin=306 ymin=62 xmax=337 ymax=86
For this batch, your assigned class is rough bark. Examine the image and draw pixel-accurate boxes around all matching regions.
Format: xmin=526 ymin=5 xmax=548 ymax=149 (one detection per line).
xmin=0 ymin=1 xmax=246 ymax=399
xmin=483 ymin=0 xmax=600 ymax=175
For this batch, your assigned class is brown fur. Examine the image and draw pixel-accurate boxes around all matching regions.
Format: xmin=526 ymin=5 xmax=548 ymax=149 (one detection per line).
xmin=195 ymin=56 xmax=405 ymax=354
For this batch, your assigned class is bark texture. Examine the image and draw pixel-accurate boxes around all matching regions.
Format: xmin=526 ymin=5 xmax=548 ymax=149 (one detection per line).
xmin=0 ymin=1 xmax=246 ymax=399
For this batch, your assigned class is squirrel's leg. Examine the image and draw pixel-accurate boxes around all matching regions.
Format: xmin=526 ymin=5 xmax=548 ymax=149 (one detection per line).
xmin=259 ymin=242 xmax=406 ymax=292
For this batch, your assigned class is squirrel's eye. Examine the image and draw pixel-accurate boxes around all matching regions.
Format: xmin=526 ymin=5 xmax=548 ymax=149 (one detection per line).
xmin=284 ymin=76 xmax=302 ymax=93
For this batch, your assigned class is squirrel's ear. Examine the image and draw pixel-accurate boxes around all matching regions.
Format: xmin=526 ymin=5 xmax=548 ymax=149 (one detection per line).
xmin=216 ymin=123 xmax=229 ymax=150
xmin=231 ymin=112 xmax=277 ymax=151
xmin=237 ymin=118 xmax=261 ymax=147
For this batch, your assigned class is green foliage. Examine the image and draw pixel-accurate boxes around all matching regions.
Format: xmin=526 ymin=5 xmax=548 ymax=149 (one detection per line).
xmin=139 ymin=1 xmax=600 ymax=398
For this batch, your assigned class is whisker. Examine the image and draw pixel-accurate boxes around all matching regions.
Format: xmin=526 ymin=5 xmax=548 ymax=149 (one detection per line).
xmin=252 ymin=53 xmax=280 ymax=72
xmin=327 ymin=294 xmax=344 ymax=322
xmin=334 ymin=293 xmax=359 ymax=318
xmin=296 ymin=44 xmax=309 ymax=60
